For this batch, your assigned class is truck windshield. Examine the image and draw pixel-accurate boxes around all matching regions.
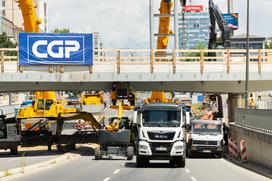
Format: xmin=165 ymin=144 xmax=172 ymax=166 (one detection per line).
xmin=142 ymin=110 xmax=180 ymax=127
xmin=192 ymin=123 xmax=221 ymax=134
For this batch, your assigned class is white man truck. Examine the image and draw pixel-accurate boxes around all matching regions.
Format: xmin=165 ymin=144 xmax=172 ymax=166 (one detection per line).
xmin=135 ymin=103 xmax=187 ymax=167
xmin=0 ymin=111 xmax=20 ymax=154
xmin=186 ymin=119 xmax=224 ymax=158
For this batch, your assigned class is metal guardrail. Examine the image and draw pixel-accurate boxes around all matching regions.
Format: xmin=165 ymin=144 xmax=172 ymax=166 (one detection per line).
xmin=235 ymin=108 xmax=272 ymax=133
xmin=0 ymin=48 xmax=272 ymax=74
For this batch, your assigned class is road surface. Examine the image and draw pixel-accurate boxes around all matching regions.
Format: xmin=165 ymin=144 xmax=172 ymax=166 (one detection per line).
xmin=0 ymin=149 xmax=62 ymax=171
xmin=9 ymin=155 xmax=270 ymax=181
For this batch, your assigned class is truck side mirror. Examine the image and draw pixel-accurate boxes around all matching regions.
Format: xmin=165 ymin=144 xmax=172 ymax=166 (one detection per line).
xmin=186 ymin=112 xmax=190 ymax=125
xmin=133 ymin=111 xmax=138 ymax=124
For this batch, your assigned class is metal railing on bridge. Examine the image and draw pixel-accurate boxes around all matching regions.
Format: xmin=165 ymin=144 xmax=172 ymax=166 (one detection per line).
xmin=1 ymin=48 xmax=272 ymax=74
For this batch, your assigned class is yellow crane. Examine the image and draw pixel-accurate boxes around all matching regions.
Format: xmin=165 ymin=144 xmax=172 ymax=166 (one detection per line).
xmin=157 ymin=0 xmax=173 ymax=50
xmin=16 ymin=0 xmax=76 ymax=133
xmin=149 ymin=0 xmax=176 ymax=103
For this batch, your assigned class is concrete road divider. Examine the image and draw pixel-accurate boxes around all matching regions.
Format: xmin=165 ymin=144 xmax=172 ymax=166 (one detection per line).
xmin=0 ymin=152 xmax=80 ymax=181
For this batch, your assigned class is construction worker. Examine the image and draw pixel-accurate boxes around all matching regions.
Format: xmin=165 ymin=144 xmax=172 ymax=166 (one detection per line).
xmin=248 ymin=93 xmax=256 ymax=109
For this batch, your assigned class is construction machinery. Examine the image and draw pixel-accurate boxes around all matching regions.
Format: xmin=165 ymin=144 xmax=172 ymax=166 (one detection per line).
xmin=208 ymin=0 xmax=231 ymax=49
xmin=17 ymin=91 xmax=77 ymax=136
xmin=144 ymin=91 xmax=173 ymax=104
xmin=81 ymin=92 xmax=104 ymax=106
xmin=81 ymin=92 xmax=105 ymax=114
xmin=0 ymin=110 xmax=20 ymax=155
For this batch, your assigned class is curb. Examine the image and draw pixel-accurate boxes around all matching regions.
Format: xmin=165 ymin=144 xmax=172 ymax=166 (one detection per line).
xmin=0 ymin=152 xmax=80 ymax=181
xmin=224 ymin=153 xmax=272 ymax=179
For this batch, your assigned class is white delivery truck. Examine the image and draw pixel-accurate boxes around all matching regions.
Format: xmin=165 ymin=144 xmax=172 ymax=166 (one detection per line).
xmin=135 ymin=103 xmax=187 ymax=167
xmin=186 ymin=119 xmax=224 ymax=158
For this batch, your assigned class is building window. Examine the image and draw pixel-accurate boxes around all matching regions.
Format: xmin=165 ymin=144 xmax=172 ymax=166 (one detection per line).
xmin=2 ymin=0 xmax=5 ymax=7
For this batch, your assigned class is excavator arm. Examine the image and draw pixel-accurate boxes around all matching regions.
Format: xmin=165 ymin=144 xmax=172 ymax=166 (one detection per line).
xmin=208 ymin=0 xmax=231 ymax=49
xmin=17 ymin=0 xmax=41 ymax=32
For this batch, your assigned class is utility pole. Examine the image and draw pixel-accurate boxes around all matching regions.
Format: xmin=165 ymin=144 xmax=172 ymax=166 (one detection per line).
xmin=245 ymin=0 xmax=250 ymax=109
xmin=149 ymin=0 xmax=154 ymax=51
xmin=227 ymin=0 xmax=233 ymax=14
xmin=174 ymin=0 xmax=179 ymax=50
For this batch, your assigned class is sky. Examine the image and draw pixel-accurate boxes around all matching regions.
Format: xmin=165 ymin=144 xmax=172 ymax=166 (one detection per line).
xmin=45 ymin=0 xmax=272 ymax=48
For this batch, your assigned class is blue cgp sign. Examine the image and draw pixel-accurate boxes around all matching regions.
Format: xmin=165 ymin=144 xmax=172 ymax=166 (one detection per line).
xmin=19 ymin=33 xmax=93 ymax=66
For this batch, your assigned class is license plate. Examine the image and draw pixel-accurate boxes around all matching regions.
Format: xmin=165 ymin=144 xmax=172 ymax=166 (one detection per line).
xmin=202 ymin=150 xmax=211 ymax=153
xmin=156 ymin=147 xmax=167 ymax=151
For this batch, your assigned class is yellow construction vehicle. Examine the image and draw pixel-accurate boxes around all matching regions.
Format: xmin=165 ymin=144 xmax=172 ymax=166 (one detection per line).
xmin=17 ymin=91 xmax=76 ymax=135
xmin=81 ymin=92 xmax=104 ymax=105
xmin=144 ymin=91 xmax=173 ymax=103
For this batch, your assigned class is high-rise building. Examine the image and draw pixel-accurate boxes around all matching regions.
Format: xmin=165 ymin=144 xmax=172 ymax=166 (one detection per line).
xmin=93 ymin=32 xmax=104 ymax=57
xmin=0 ymin=0 xmax=24 ymax=40
xmin=0 ymin=0 xmax=48 ymax=42
xmin=178 ymin=11 xmax=211 ymax=49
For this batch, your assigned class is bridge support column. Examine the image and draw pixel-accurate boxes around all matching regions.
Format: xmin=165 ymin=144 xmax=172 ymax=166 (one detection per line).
xmin=228 ymin=93 xmax=245 ymax=122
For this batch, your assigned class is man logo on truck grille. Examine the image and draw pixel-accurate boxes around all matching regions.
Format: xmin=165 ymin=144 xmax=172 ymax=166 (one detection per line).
xmin=155 ymin=134 xmax=168 ymax=139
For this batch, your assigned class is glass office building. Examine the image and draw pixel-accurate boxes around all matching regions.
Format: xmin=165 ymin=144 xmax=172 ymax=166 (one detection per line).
xmin=178 ymin=12 xmax=210 ymax=49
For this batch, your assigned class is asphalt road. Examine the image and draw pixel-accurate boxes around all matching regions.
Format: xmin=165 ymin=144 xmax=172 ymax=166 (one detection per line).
xmin=0 ymin=149 xmax=62 ymax=171
xmin=9 ymin=154 xmax=270 ymax=181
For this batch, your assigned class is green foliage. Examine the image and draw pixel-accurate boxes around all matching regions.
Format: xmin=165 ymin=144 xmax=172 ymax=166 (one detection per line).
xmin=0 ymin=33 xmax=17 ymax=56
xmin=0 ymin=33 xmax=17 ymax=48
xmin=52 ymin=28 xmax=70 ymax=34
xmin=265 ymin=41 xmax=272 ymax=49
xmin=182 ymin=42 xmax=208 ymax=61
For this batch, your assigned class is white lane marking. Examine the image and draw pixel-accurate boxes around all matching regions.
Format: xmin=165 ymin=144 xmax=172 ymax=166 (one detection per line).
xmin=185 ymin=168 xmax=191 ymax=173
xmin=190 ymin=176 xmax=197 ymax=181
xmin=103 ymin=177 xmax=111 ymax=181
xmin=113 ymin=169 xmax=120 ymax=174
xmin=7 ymin=158 xmax=20 ymax=161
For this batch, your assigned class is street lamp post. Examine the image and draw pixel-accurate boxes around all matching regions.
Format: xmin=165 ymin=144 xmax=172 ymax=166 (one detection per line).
xmin=245 ymin=0 xmax=250 ymax=109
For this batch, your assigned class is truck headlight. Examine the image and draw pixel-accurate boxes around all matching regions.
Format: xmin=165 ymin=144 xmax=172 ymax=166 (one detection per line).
xmin=139 ymin=140 xmax=149 ymax=150
xmin=173 ymin=141 xmax=184 ymax=150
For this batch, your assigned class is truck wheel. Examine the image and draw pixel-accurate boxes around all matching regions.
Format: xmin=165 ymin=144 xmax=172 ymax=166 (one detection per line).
xmin=217 ymin=152 xmax=223 ymax=158
xmin=176 ymin=156 xmax=186 ymax=168
xmin=126 ymin=146 xmax=134 ymax=160
xmin=94 ymin=146 xmax=101 ymax=160
xmin=136 ymin=156 xmax=149 ymax=167
xmin=10 ymin=146 xmax=18 ymax=155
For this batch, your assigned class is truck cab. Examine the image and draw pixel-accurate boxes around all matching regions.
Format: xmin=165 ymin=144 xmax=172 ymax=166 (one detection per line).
xmin=0 ymin=111 xmax=20 ymax=155
xmin=135 ymin=103 xmax=187 ymax=167
xmin=187 ymin=119 xmax=223 ymax=157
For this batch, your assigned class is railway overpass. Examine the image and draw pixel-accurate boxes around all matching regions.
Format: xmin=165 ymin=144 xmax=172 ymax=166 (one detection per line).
xmin=0 ymin=48 xmax=272 ymax=92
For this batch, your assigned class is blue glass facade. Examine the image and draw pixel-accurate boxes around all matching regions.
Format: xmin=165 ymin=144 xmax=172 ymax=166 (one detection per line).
xmin=178 ymin=12 xmax=210 ymax=49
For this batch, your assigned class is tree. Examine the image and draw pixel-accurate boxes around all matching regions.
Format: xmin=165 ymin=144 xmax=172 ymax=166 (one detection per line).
xmin=265 ymin=41 xmax=272 ymax=49
xmin=52 ymin=28 xmax=70 ymax=34
xmin=0 ymin=33 xmax=17 ymax=48
xmin=183 ymin=42 xmax=208 ymax=61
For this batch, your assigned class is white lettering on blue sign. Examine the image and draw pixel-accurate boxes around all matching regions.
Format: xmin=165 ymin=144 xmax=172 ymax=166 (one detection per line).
xmin=19 ymin=33 xmax=93 ymax=66
xmin=32 ymin=40 xmax=80 ymax=59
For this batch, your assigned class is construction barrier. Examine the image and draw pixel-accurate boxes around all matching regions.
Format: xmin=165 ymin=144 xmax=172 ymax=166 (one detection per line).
xmin=240 ymin=139 xmax=248 ymax=162
xmin=228 ymin=137 xmax=238 ymax=159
